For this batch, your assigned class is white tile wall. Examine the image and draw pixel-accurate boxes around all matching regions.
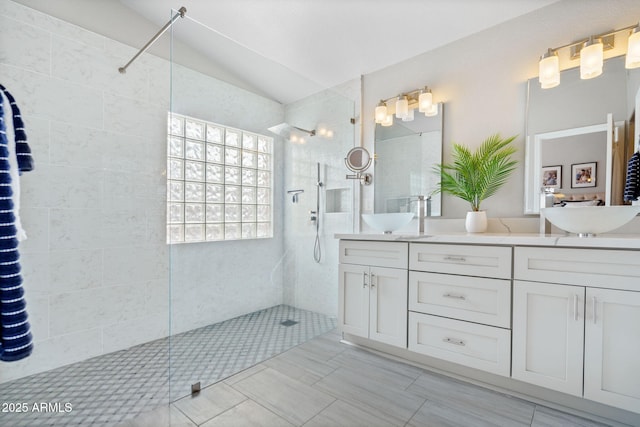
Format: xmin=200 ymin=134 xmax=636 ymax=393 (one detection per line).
xmin=0 ymin=0 xmax=285 ymax=384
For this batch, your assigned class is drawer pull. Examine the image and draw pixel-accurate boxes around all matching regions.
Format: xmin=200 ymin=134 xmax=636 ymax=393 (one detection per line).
xmin=443 ymin=293 xmax=466 ymax=300
xmin=443 ymin=256 xmax=466 ymax=262
xmin=370 ymin=273 xmax=376 ymax=288
xmin=442 ymin=337 xmax=466 ymax=346
xmin=363 ymin=272 xmax=368 ymax=288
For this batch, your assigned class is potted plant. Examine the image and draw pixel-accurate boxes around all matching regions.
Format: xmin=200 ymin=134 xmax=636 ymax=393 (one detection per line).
xmin=434 ymin=134 xmax=518 ymax=232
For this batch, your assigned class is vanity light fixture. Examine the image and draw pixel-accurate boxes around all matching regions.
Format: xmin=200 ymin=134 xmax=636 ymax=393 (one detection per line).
xmin=538 ymin=21 xmax=640 ymax=89
xmin=395 ymin=95 xmax=409 ymax=119
xmin=375 ymin=101 xmax=388 ymax=123
xmin=374 ymin=86 xmax=437 ymax=125
xmin=580 ymin=36 xmax=604 ymax=79
xmin=418 ymin=87 xmax=433 ymax=112
xmin=627 ymin=23 xmax=640 ymax=68
xmin=539 ymin=48 xmax=560 ymax=89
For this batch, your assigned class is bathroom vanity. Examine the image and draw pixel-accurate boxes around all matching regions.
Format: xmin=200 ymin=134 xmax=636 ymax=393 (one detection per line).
xmin=337 ymin=233 xmax=640 ymax=425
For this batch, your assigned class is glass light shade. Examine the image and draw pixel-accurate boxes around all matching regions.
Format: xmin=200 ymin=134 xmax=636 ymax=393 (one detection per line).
xmin=626 ymin=28 xmax=640 ymax=69
xmin=381 ymin=114 xmax=393 ymax=127
xmin=425 ymin=103 xmax=438 ymax=117
xmin=374 ymin=103 xmax=387 ymax=123
xmin=395 ymin=96 xmax=409 ymax=119
xmin=580 ymin=38 xmax=603 ymax=79
xmin=402 ymin=108 xmax=415 ymax=122
xmin=539 ymin=51 xmax=560 ymax=89
xmin=418 ymin=90 xmax=433 ymax=112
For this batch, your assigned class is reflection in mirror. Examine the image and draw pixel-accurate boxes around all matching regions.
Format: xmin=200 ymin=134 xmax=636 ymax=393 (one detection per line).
xmin=374 ymin=103 xmax=443 ymax=216
xmin=525 ymin=56 xmax=640 ymax=213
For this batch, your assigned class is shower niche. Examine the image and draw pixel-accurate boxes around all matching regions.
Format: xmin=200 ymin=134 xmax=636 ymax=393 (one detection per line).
xmin=326 ymin=188 xmax=351 ymax=213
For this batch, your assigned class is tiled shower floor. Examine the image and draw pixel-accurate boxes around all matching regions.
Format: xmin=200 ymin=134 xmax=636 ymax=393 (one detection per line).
xmin=0 ymin=305 xmax=337 ymax=427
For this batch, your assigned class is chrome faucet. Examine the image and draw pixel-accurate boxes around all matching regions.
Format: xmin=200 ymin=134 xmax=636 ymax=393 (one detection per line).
xmin=539 ymin=187 xmax=555 ymax=234
xmin=409 ymin=195 xmax=431 ymax=234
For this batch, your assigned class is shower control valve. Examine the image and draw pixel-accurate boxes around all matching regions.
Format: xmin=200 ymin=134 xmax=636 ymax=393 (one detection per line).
xmin=309 ymin=210 xmax=317 ymax=222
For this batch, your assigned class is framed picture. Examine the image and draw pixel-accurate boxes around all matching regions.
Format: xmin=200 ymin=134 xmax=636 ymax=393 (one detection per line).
xmin=541 ymin=165 xmax=562 ymax=189
xmin=571 ymin=162 xmax=596 ymax=188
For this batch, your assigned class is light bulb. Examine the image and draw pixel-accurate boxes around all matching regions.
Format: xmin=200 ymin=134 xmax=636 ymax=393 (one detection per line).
xmin=418 ymin=89 xmax=433 ymax=112
xmin=375 ymin=101 xmax=387 ymax=123
xmin=326 ymin=130 xmax=334 ymax=138
xmin=290 ymin=134 xmax=299 ymax=143
xmin=381 ymin=114 xmax=393 ymax=127
xmin=539 ymin=49 xmax=560 ymax=89
xmin=395 ymin=95 xmax=409 ymax=119
xmin=626 ymin=25 xmax=640 ymax=69
xmin=580 ymin=37 xmax=603 ymax=79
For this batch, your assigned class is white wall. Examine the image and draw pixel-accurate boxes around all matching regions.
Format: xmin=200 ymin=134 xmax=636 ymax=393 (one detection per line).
xmin=362 ymin=0 xmax=640 ymax=219
xmin=0 ymin=0 xmax=284 ymax=383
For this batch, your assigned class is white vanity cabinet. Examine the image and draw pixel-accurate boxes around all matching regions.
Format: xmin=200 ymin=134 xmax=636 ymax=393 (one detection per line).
xmin=513 ymin=246 xmax=640 ymax=413
xmin=407 ymin=243 xmax=512 ymax=377
xmin=338 ymin=240 xmax=408 ymax=348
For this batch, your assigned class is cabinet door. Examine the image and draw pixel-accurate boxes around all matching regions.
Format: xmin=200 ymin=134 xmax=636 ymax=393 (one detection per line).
xmin=339 ymin=264 xmax=369 ymax=338
xmin=584 ymin=288 xmax=640 ymax=413
xmin=512 ymin=280 xmax=585 ymax=396
xmin=369 ymin=266 xmax=408 ymax=348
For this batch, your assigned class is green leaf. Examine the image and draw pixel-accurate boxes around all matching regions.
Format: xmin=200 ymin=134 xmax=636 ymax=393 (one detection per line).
xmin=433 ymin=133 xmax=518 ymax=211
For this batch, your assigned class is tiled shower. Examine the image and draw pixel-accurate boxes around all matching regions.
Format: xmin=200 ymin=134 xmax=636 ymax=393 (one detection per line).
xmin=0 ymin=1 xmax=356 ymax=425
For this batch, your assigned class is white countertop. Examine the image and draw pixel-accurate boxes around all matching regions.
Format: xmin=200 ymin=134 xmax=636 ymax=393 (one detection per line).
xmin=335 ymin=232 xmax=640 ymax=249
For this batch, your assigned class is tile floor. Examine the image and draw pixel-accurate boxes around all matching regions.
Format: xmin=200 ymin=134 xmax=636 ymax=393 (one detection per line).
xmin=119 ymin=329 xmax=617 ymax=427
xmin=0 ymin=305 xmax=336 ymax=426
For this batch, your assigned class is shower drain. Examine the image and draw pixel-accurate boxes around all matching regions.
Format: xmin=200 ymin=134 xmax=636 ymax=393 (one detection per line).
xmin=280 ymin=319 xmax=298 ymax=327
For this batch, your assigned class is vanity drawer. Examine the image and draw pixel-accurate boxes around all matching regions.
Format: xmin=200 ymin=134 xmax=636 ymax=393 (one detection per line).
xmin=514 ymin=247 xmax=640 ymax=291
xmin=409 ymin=271 xmax=511 ymax=328
xmin=410 ymin=243 xmax=512 ymax=279
xmin=408 ymin=312 xmax=511 ymax=377
xmin=339 ymin=240 xmax=408 ymax=269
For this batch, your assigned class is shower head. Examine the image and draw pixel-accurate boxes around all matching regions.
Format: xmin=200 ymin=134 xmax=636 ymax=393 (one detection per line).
xmin=268 ymin=123 xmax=316 ymax=141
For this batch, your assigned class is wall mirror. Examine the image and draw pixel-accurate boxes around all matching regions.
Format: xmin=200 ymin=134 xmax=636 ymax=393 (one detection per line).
xmin=524 ymin=56 xmax=640 ymax=213
xmin=374 ymin=103 xmax=443 ymax=216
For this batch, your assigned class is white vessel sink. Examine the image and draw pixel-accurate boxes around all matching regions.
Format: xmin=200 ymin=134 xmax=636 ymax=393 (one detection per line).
xmin=361 ymin=213 xmax=414 ymax=234
xmin=541 ymin=206 xmax=640 ymax=236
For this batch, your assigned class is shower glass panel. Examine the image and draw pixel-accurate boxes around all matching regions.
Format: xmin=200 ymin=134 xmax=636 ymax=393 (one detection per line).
xmin=168 ymin=12 xmax=356 ymax=403
xmin=0 ymin=3 xmax=172 ymax=426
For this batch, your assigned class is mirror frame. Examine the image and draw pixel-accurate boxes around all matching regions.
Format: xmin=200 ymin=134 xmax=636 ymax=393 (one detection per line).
xmin=524 ymin=118 xmax=613 ymax=213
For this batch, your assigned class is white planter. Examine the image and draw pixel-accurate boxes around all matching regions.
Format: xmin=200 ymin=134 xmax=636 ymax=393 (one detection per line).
xmin=465 ymin=211 xmax=488 ymax=233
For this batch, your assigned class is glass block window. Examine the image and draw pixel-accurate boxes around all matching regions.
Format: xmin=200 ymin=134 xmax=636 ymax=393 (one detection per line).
xmin=167 ymin=113 xmax=273 ymax=243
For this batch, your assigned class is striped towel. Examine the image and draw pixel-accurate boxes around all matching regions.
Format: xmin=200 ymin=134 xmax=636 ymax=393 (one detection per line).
xmin=624 ymin=151 xmax=640 ymax=202
xmin=0 ymin=84 xmax=34 ymax=362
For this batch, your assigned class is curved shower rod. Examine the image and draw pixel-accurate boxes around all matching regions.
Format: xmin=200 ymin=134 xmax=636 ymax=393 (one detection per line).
xmin=118 ymin=6 xmax=187 ymax=74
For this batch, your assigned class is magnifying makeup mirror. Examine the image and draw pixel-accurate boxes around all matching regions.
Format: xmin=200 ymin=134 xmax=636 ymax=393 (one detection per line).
xmin=345 ymin=147 xmax=373 ymax=185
